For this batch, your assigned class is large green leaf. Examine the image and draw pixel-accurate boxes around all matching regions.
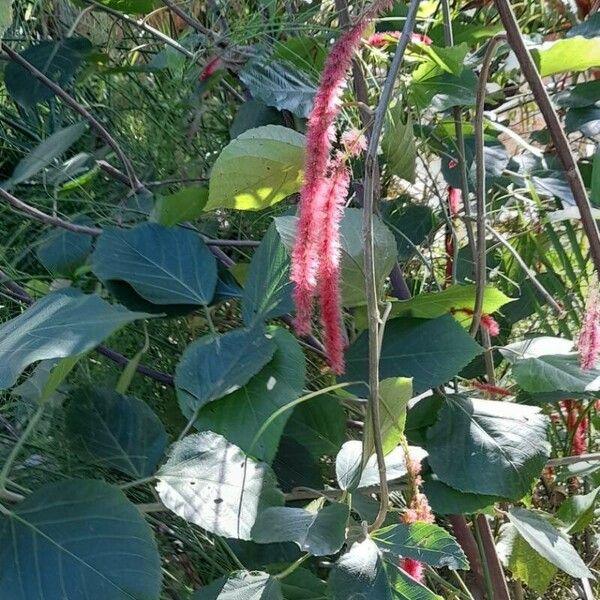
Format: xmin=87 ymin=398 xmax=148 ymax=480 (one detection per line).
xmin=0 ymin=288 xmax=150 ymax=390
xmin=2 ymin=122 xmax=87 ymax=190
xmin=36 ymin=221 xmax=93 ymax=277
xmin=193 ymin=327 xmax=305 ymax=463
xmin=65 ymin=386 xmax=167 ymax=479
xmin=91 ymin=223 xmax=218 ymax=306
xmin=193 ymin=572 xmax=283 ymax=600
xmin=239 ymin=58 xmax=316 ymax=118
xmin=156 ymin=432 xmax=283 ymax=540
xmin=344 ymin=316 xmax=482 ymax=394
xmin=508 ymin=508 xmax=592 ymax=579
xmin=372 ymin=522 xmax=468 ymax=570
xmin=275 ymin=208 xmax=397 ymax=307
xmin=329 ymin=538 xmax=393 ymax=600
xmin=207 ymin=125 xmax=305 ymax=211
xmin=242 ymin=223 xmax=294 ymax=326
xmin=532 ymin=37 xmax=600 ymax=77
xmin=5 ymin=38 xmax=93 ymax=108
xmin=512 ymin=353 xmax=600 ymax=393
xmin=496 ymin=524 xmax=556 ymax=595
xmin=175 ymin=326 xmax=277 ymax=419
xmin=410 ymin=63 xmax=477 ymax=111
xmin=382 ymin=104 xmax=416 ymax=183
xmin=382 ymin=203 xmax=436 ymax=262
xmin=556 ymin=486 xmax=600 ymax=534
xmin=426 ymin=396 xmax=549 ymax=499
xmin=280 ymin=569 xmax=327 ymax=600
xmin=555 ymin=80 xmax=600 ymax=108
xmin=0 ymin=480 xmax=161 ymax=599
xmin=230 ymin=101 xmax=285 ymax=139
xmin=150 ymin=186 xmax=208 ymax=226
xmin=252 ymin=502 xmax=349 ymax=556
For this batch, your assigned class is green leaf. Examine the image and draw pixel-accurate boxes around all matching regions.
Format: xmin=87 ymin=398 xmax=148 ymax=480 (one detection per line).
xmin=92 ymin=223 xmax=218 ymax=306
xmin=275 ymin=208 xmax=397 ymax=307
xmin=193 ymin=572 xmax=283 ymax=600
xmin=556 ymin=486 xmax=600 ymax=534
xmin=533 ymin=37 xmax=600 ymax=77
xmin=242 ymin=223 xmax=294 ymax=326
xmin=555 ymin=80 xmax=600 ymax=108
xmin=386 ymin=563 xmax=443 ymax=600
xmin=151 ymin=186 xmax=208 ymax=226
xmin=345 ymin=316 xmax=482 ymax=394
xmin=422 ymin=474 xmax=504 ymax=515
xmin=364 ymin=377 xmax=412 ymax=458
xmin=283 ymin=395 xmax=345 ymax=459
xmin=65 ymin=386 xmax=167 ymax=479
xmin=36 ymin=221 xmax=94 ymax=277
xmin=156 ymin=432 xmax=283 ymax=540
xmin=496 ymin=524 xmax=556 ymax=595
xmin=373 ymin=522 xmax=468 ymax=570
xmin=335 ymin=440 xmax=428 ymax=491
xmin=2 ymin=122 xmax=87 ymax=190
xmin=280 ymin=569 xmax=327 ymax=600
xmin=0 ymin=480 xmax=161 ymax=599
xmin=80 ymin=0 xmax=160 ymax=14
xmin=418 ymin=43 xmax=469 ymax=76
xmin=194 ymin=327 xmax=305 ymax=463
xmin=329 ymin=538 xmax=393 ymax=600
xmin=0 ymin=0 xmax=12 ymax=38
xmin=207 ymin=125 xmax=305 ymax=211
xmin=512 ymin=353 xmax=600 ymax=393
xmin=426 ymin=396 xmax=549 ymax=498
xmin=566 ymin=106 xmax=600 ymax=137
xmin=382 ymin=203 xmax=436 ymax=262
xmin=508 ymin=507 xmax=593 ymax=579
xmin=252 ymin=502 xmax=349 ymax=556
xmin=230 ymin=100 xmax=285 ymax=139
xmin=410 ymin=63 xmax=477 ymax=111
xmin=239 ymin=58 xmax=317 ymax=118
xmin=382 ymin=104 xmax=416 ymax=183
xmin=0 ymin=288 xmax=151 ymax=390
xmin=5 ymin=38 xmax=93 ymax=108
xmin=567 ymin=12 xmax=600 ymax=38
xmin=175 ymin=326 xmax=277 ymax=419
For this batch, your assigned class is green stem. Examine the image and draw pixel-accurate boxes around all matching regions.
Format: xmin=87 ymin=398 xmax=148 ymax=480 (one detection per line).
xmin=275 ymin=554 xmax=310 ymax=580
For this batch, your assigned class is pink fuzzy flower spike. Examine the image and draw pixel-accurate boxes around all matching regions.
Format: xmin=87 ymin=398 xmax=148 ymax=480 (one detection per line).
xmin=578 ymin=283 xmax=600 ymax=370
xmin=341 ymin=129 xmax=367 ymax=156
xmin=401 ymin=558 xmax=425 ymax=581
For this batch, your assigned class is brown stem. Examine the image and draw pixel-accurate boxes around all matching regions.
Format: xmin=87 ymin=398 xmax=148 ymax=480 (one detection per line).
xmin=448 ymin=515 xmax=487 ymax=600
xmin=160 ymin=0 xmax=215 ymax=39
xmin=494 ymin=0 xmax=600 ymax=280
xmin=0 ymin=42 xmax=141 ymax=192
xmin=474 ymin=514 xmax=510 ymax=600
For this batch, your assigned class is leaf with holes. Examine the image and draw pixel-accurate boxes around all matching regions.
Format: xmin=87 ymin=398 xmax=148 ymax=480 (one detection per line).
xmin=426 ymin=396 xmax=549 ymax=498
xmin=0 ymin=480 xmax=161 ymax=599
xmin=206 ymin=125 xmax=305 ymax=211
xmin=91 ymin=223 xmax=218 ymax=306
xmin=372 ymin=522 xmax=468 ymax=570
xmin=156 ymin=432 xmax=283 ymax=540
xmin=65 ymin=386 xmax=167 ymax=479
xmin=0 ymin=288 xmax=151 ymax=390
xmin=193 ymin=327 xmax=305 ymax=463
xmin=175 ymin=326 xmax=277 ymax=419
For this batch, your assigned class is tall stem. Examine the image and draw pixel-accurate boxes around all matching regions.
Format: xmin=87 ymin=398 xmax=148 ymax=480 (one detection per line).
xmin=363 ymin=0 xmax=421 ymax=533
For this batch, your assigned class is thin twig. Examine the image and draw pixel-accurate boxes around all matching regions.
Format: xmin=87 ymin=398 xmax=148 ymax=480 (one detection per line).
xmin=161 ymin=0 xmax=215 ymax=39
xmin=0 ymin=42 xmax=141 ymax=193
xmin=470 ymin=35 xmax=506 ymax=337
xmin=363 ymin=0 xmax=421 ymax=533
xmin=494 ymin=0 xmax=600 ymax=280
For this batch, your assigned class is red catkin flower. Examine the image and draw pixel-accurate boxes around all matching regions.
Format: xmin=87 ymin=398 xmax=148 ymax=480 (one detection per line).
xmin=200 ymin=56 xmax=223 ymax=80
xmin=448 ymin=186 xmax=461 ymax=218
xmin=561 ymin=400 xmax=588 ymax=456
xmin=291 ymin=0 xmax=392 ymax=371
xmin=577 ymin=283 xmax=600 ymax=370
xmin=451 ymin=307 xmax=501 ymax=337
xmin=471 ymin=380 xmax=512 ymax=397
xmin=367 ymin=31 xmax=432 ymax=48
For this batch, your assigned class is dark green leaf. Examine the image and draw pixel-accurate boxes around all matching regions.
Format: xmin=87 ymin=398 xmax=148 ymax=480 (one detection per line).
xmin=567 ymin=13 xmax=600 ymax=38
xmin=0 ymin=288 xmax=151 ymax=390
xmin=382 ymin=203 xmax=436 ymax=262
xmin=426 ymin=396 xmax=549 ymax=498
xmin=508 ymin=507 xmax=592 ymax=578
xmin=410 ymin=64 xmax=477 ymax=111
xmin=175 ymin=327 xmax=277 ymax=419
xmin=280 ymin=569 xmax=327 ymax=600
xmin=239 ymin=58 xmax=316 ymax=118
xmin=0 ymin=480 xmax=161 ymax=599
xmin=193 ymin=327 xmax=305 ymax=463
xmin=565 ymin=106 xmax=600 ymax=137
xmin=329 ymin=538 xmax=393 ymax=600
xmin=36 ymin=221 xmax=93 ymax=277
xmin=373 ymin=522 xmax=468 ymax=570
xmin=382 ymin=104 xmax=416 ymax=183
xmin=92 ymin=223 xmax=218 ymax=306
xmin=5 ymin=38 xmax=92 ymax=107
xmin=156 ymin=432 xmax=284 ymax=540
xmin=193 ymin=572 xmax=283 ymax=600
xmin=242 ymin=223 xmax=294 ymax=326
xmin=555 ymin=80 xmax=600 ymax=108
xmin=556 ymin=486 xmax=600 ymax=534
xmin=345 ymin=316 xmax=482 ymax=394
xmin=252 ymin=502 xmax=349 ymax=556
xmin=273 ymin=437 xmax=323 ymax=493
xmin=230 ymin=101 xmax=284 ymax=139
xmin=65 ymin=386 xmax=167 ymax=478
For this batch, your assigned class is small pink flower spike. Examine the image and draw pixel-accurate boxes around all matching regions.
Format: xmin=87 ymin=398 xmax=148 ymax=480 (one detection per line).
xmin=401 ymin=558 xmax=425 ymax=582
xmin=448 ymin=186 xmax=461 ymax=218
xmin=341 ymin=129 xmax=367 ymax=156
xmin=578 ymin=283 xmax=600 ymax=371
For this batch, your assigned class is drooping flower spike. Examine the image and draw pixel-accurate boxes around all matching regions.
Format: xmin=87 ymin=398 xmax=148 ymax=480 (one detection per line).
xmin=578 ymin=283 xmax=600 ymax=371
xmin=290 ymin=0 xmax=392 ymax=373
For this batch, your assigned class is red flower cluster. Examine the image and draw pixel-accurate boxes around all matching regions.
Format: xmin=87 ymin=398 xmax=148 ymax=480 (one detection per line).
xmin=578 ymin=283 xmax=600 ymax=371
xmin=451 ymin=307 xmax=501 ymax=337
xmin=367 ymin=31 xmax=433 ymax=48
